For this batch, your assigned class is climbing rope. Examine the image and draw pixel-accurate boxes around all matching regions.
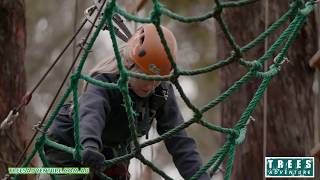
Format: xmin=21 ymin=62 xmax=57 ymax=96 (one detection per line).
xmin=7 ymin=0 xmax=317 ymax=180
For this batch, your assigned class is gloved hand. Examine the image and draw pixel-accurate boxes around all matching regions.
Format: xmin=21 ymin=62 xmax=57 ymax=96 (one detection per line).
xmin=82 ymin=147 xmax=106 ymax=171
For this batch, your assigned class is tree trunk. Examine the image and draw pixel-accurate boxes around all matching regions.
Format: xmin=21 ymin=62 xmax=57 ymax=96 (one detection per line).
xmin=218 ymin=1 xmax=317 ymax=179
xmin=0 ymin=0 xmax=28 ymax=179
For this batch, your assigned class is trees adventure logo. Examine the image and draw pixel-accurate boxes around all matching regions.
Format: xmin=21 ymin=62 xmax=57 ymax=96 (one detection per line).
xmin=265 ymin=157 xmax=314 ymax=178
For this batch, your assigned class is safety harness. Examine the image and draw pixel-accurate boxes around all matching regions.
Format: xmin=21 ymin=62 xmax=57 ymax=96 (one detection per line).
xmin=102 ymin=81 xmax=169 ymax=179
xmin=134 ymin=82 xmax=169 ymax=138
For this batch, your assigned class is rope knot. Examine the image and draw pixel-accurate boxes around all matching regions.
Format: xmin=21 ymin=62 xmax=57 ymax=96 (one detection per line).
xmin=105 ymin=0 xmax=116 ymax=13
xmin=150 ymin=2 xmax=162 ymax=25
xmin=229 ymin=129 xmax=240 ymax=141
xmin=170 ymin=74 xmax=179 ymax=83
xmin=274 ymin=54 xmax=289 ymax=65
xmin=252 ymin=60 xmax=263 ymax=70
xmin=132 ymin=147 xmax=142 ymax=157
xmin=118 ymin=73 xmax=129 ymax=90
xmin=70 ymin=73 xmax=80 ymax=85
xmin=213 ymin=5 xmax=223 ymax=18
xmin=234 ymin=47 xmax=242 ymax=59
xmin=233 ymin=116 xmax=255 ymax=145
xmin=234 ymin=128 xmax=247 ymax=145
xmin=73 ymin=144 xmax=83 ymax=162
xmin=35 ymin=136 xmax=46 ymax=149
xmin=32 ymin=121 xmax=47 ymax=134
xmin=227 ymin=134 xmax=237 ymax=145
xmin=194 ymin=112 xmax=203 ymax=121
xmin=299 ymin=1 xmax=315 ymax=16
xmin=269 ymin=64 xmax=281 ymax=74
xmin=230 ymin=50 xmax=242 ymax=62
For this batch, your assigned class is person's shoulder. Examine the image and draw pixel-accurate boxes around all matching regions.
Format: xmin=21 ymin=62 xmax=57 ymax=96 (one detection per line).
xmin=154 ymin=81 xmax=172 ymax=98
xmin=158 ymin=81 xmax=171 ymax=90
xmin=91 ymin=73 xmax=119 ymax=83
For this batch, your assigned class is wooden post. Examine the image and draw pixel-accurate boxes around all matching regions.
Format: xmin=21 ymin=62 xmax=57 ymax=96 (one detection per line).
xmin=218 ymin=1 xmax=317 ymax=179
xmin=309 ymin=60 xmax=320 ymax=159
xmin=310 ymin=4 xmax=320 ymax=161
xmin=0 ymin=0 xmax=29 ymax=179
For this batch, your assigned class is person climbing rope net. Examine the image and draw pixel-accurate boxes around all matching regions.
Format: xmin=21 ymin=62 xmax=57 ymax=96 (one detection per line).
xmin=5 ymin=0 xmax=316 ymax=179
xmin=38 ymin=24 xmax=210 ymax=180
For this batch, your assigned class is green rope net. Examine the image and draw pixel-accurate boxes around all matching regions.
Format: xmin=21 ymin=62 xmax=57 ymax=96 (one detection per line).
xmin=15 ymin=0 xmax=316 ymax=179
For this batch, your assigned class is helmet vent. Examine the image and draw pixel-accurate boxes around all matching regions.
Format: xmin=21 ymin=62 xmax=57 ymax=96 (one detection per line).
xmin=140 ymin=35 xmax=145 ymax=45
xmin=138 ymin=49 xmax=146 ymax=57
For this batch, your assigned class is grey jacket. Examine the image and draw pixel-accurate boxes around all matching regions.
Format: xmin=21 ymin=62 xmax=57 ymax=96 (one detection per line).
xmin=45 ymin=73 xmax=210 ymax=180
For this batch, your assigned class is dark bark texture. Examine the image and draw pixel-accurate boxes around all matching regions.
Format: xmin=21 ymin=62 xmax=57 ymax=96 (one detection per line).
xmin=0 ymin=0 xmax=28 ymax=179
xmin=218 ymin=1 xmax=317 ymax=179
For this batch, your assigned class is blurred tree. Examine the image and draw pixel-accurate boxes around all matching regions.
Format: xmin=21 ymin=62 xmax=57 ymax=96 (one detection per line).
xmin=0 ymin=0 xmax=29 ymax=179
xmin=218 ymin=1 xmax=317 ymax=179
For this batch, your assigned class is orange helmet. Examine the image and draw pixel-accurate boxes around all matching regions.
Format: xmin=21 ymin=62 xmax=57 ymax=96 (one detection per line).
xmin=127 ymin=24 xmax=177 ymax=75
